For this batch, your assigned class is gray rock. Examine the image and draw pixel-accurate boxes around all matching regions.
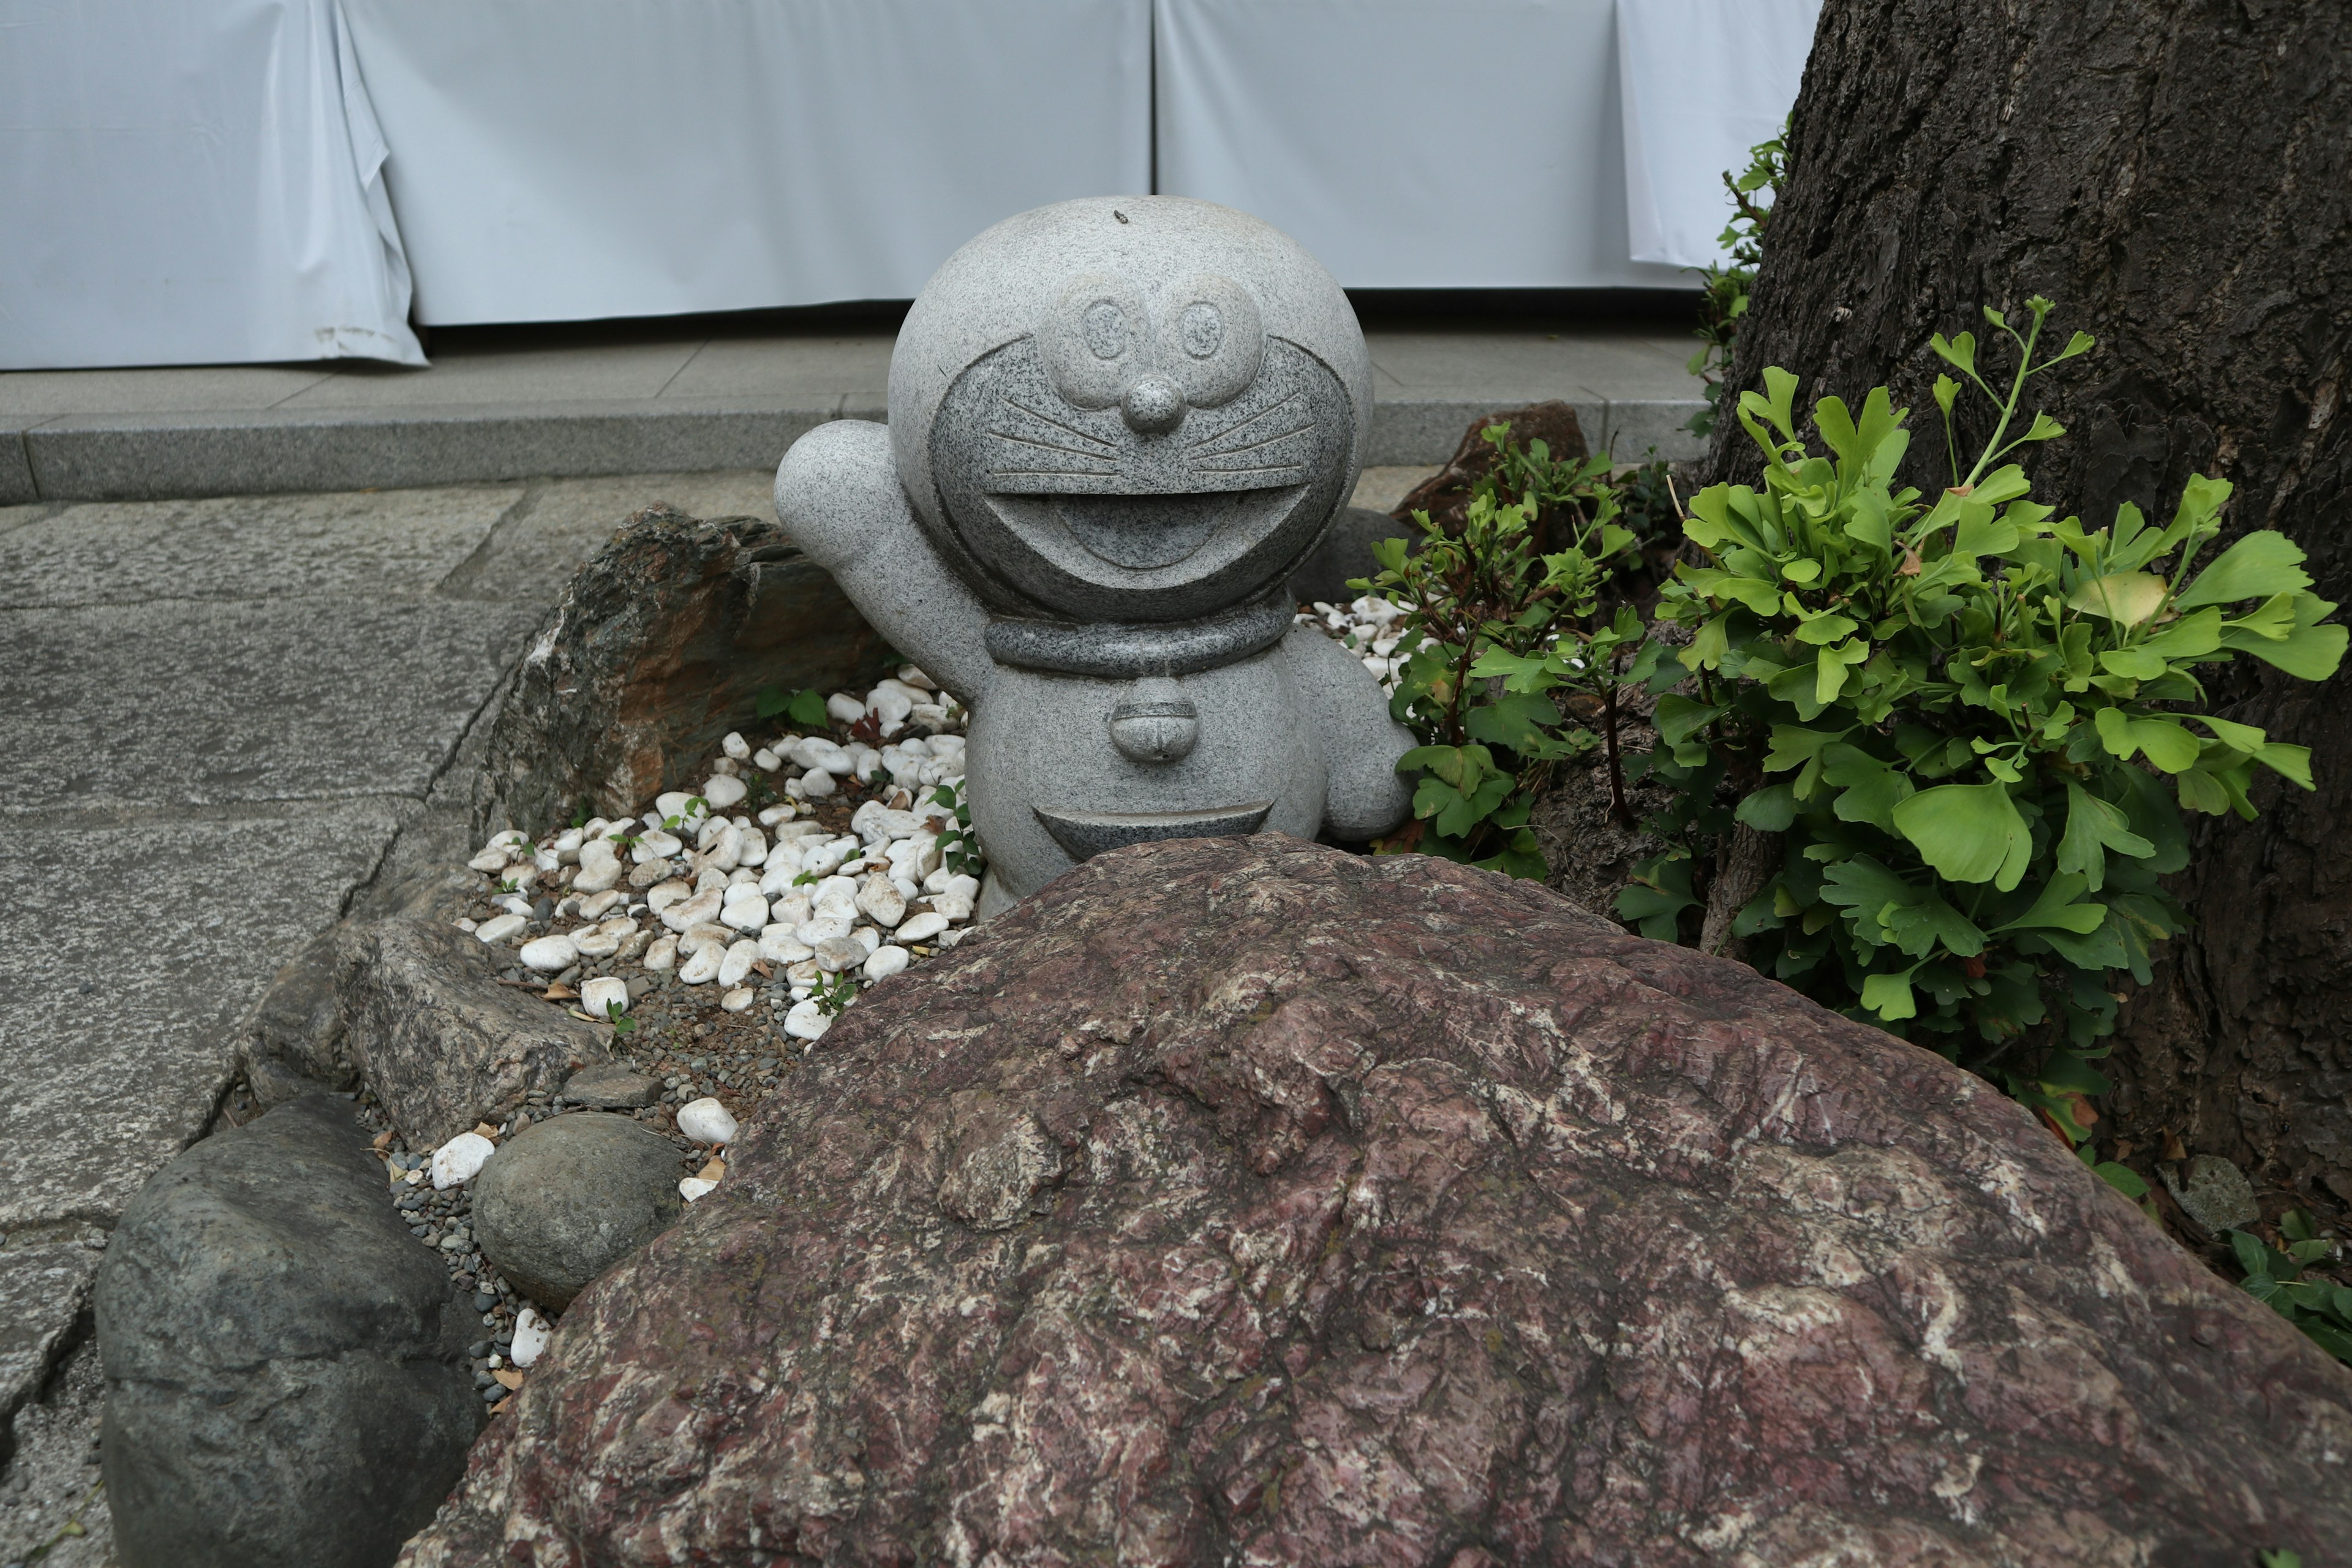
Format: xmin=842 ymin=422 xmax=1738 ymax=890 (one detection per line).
xmin=339 ymin=918 xmax=608 ymax=1149
xmin=469 ymin=1114 xmax=684 ymax=1311
xmin=775 ymin=197 xmax=1414 ymax=909
xmin=560 ymin=1063 xmax=660 ymax=1110
xmin=241 ymin=925 xmax=352 ymax=1104
xmin=96 ymin=1095 xmax=480 ymax=1568
xmin=473 ymin=505 xmax=894 ymax=841
xmin=2163 ymin=1153 xmax=2261 ymax=1232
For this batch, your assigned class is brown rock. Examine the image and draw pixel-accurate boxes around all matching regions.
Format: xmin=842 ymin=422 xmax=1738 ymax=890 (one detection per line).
xmin=400 ymin=837 xmax=2352 ymax=1568
xmin=475 ymin=504 xmax=894 ymax=840
xmin=340 ymin=919 xmax=607 ymax=1149
xmin=1392 ymin=399 xmax=1591 ymax=537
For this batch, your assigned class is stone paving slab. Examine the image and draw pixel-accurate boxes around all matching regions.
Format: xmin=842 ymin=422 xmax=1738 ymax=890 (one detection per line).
xmin=0 ymin=486 xmax=523 ymax=609
xmin=0 ymin=800 xmax=414 ymax=1235
xmin=0 ymin=1246 xmax=98 ymax=1444
xmin=0 ymin=596 xmax=545 ymax=813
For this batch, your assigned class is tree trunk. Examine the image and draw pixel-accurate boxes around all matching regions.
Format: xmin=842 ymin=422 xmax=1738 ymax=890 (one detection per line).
xmin=1719 ymin=1 xmax=2352 ymax=1207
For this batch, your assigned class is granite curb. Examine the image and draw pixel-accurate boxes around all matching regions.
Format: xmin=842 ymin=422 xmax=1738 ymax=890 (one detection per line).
xmin=13 ymin=396 xmax=1705 ymax=503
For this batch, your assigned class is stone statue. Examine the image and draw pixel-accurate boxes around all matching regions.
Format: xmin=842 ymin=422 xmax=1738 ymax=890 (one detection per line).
xmin=775 ymin=197 xmax=1413 ymax=914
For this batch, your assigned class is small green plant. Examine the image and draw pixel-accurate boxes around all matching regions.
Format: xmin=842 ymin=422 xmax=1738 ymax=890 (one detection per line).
xmin=1631 ymin=296 xmax=2343 ymax=1166
xmin=608 ymin=1013 xmax=638 ymax=1037
xmin=1684 ymin=123 xmax=1787 ymax=440
xmin=2230 ymin=1213 xmax=2352 ymax=1365
xmin=756 ymin=684 xmax=832 ymax=729
xmin=661 ymin=794 xmax=710 ymax=834
xmin=930 ymin=779 xmax=984 ymax=878
xmin=810 ymin=970 xmax=858 ymax=1016
xmin=1354 ymin=428 xmax=1652 ymax=875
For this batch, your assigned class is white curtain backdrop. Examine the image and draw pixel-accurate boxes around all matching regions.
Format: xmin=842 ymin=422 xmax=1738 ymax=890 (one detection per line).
xmin=1153 ymin=0 xmax=1691 ymax=292
xmin=339 ymin=0 xmax=1155 ymax=327
xmin=2 ymin=0 xmax=1819 ymax=368
xmin=0 ymin=0 xmax=422 ymax=370
xmin=1618 ymin=0 xmax=1820 ymax=268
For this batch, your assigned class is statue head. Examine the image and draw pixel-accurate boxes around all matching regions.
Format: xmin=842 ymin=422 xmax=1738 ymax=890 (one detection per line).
xmin=889 ymin=197 xmax=1371 ymax=625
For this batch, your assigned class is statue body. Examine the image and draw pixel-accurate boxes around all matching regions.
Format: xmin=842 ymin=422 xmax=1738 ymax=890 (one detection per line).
xmin=776 ymin=197 xmax=1412 ymax=912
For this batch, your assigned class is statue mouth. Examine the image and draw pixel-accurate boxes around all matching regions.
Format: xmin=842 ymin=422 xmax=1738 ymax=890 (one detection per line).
xmin=1032 ymin=488 xmax=1303 ymax=570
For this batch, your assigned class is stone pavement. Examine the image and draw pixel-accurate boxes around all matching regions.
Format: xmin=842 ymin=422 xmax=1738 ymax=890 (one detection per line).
xmin=0 ymin=460 xmax=1444 ymax=1566
xmin=0 ymin=317 xmax=1703 ymax=503
xmin=0 ymin=469 xmax=794 ymax=1566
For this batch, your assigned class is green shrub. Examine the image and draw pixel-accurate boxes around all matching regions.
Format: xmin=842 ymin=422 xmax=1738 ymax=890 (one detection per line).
xmin=1685 ymin=124 xmax=1787 ymax=440
xmin=2231 ymin=1212 xmax=2352 ymax=1365
xmin=1625 ymin=297 xmax=2344 ymax=1167
xmin=1354 ymin=426 xmax=1655 ymax=876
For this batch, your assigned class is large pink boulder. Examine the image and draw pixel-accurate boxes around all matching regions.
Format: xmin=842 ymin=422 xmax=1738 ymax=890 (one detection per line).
xmin=402 ymin=837 xmax=2352 ymax=1566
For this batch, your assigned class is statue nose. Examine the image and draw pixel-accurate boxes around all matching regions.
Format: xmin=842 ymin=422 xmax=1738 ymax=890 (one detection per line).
xmin=1120 ymin=374 xmax=1186 ymax=434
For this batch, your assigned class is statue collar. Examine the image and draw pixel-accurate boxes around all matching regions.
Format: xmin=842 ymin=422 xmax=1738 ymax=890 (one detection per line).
xmin=982 ymin=592 xmax=1292 ymax=679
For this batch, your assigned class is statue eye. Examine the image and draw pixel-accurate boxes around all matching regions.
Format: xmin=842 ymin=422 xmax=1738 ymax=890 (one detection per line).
xmin=1041 ymin=276 xmax=1146 ymax=409
xmin=1178 ymin=303 xmax=1224 ymax=360
xmin=1082 ymin=301 xmax=1130 ymax=360
xmin=1158 ymin=276 xmax=1262 ymax=408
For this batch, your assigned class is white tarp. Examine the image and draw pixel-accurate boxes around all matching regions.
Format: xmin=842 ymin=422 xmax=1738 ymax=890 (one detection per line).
xmin=340 ymin=0 xmax=1154 ymax=326
xmin=1618 ymin=0 xmax=1820 ymax=268
xmin=0 ymin=0 xmax=422 ymax=370
xmin=1153 ymin=0 xmax=1692 ymax=292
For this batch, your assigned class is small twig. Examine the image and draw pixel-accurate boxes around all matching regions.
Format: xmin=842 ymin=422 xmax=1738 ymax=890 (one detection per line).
xmin=1602 ymin=652 xmax=1635 ymax=829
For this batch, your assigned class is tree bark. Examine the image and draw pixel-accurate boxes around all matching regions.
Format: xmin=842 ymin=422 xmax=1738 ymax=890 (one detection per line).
xmin=1720 ymin=1 xmax=2352 ymax=1205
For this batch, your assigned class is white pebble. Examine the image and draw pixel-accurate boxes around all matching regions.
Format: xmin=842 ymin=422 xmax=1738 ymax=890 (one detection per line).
xmin=722 ymin=731 xmax=751 ymax=761
xmin=717 ymin=938 xmax=760 ymax=988
xmin=758 ymin=803 xmax=796 ymax=827
xmin=431 ymin=1133 xmax=496 ymax=1189
xmin=784 ymin=1000 xmax=832 ymax=1040
xmin=679 ymin=922 xmax=733 ymax=957
xmin=791 ymin=736 xmax=852 ymax=774
xmin=752 ymin=748 xmax=780 ymax=772
xmin=896 ymin=911 xmax=950 ymax=944
xmin=646 ymin=879 xmax=692 ymax=915
xmin=468 ymin=847 xmax=514 ymax=873
xmin=679 ymin=945 xmax=723 ymax=984
xmin=509 ymin=1307 xmax=552 ymax=1367
xmin=572 ymin=839 xmax=622 ymax=893
xmin=720 ymin=891 xmax=768 ymax=932
xmin=679 ymin=1177 xmax=718 ymax=1202
xmin=474 ymin=913 xmax=527 ymax=945
xmin=580 ymin=976 xmax=629 ymax=1019
xmin=759 ymin=924 xmax=815 ymax=963
xmin=897 ymin=664 xmax=937 ymax=690
xmin=826 ymin=692 xmax=866 ymax=724
xmin=863 ymin=944 xmax=910 ymax=982
xmin=703 ymin=774 xmax=748 ymax=809
xmin=677 ymin=1097 xmax=740 ymax=1144
xmin=856 ymin=874 xmax=907 ymax=929
xmin=576 ymin=888 xmax=625 ymax=920
xmin=635 ymin=829 xmax=683 ymax=862
xmin=799 ymin=767 xmax=836 ymax=798
xmin=720 ymin=986 xmax=755 ymax=1013
xmin=518 ymin=933 xmax=577 ymax=971
xmin=660 ymin=887 xmax=723 ymax=933
xmin=643 ymin=935 xmax=678 ymax=971
xmin=654 ymin=790 xmax=695 ymax=821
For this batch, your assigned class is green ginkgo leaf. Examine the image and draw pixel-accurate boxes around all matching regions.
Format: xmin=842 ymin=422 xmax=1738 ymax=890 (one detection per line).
xmin=1893 ymin=783 xmax=2030 ymax=889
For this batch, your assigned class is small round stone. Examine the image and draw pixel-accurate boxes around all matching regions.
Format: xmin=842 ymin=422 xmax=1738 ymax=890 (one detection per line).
xmin=470 ymin=1115 xmax=685 ymax=1312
